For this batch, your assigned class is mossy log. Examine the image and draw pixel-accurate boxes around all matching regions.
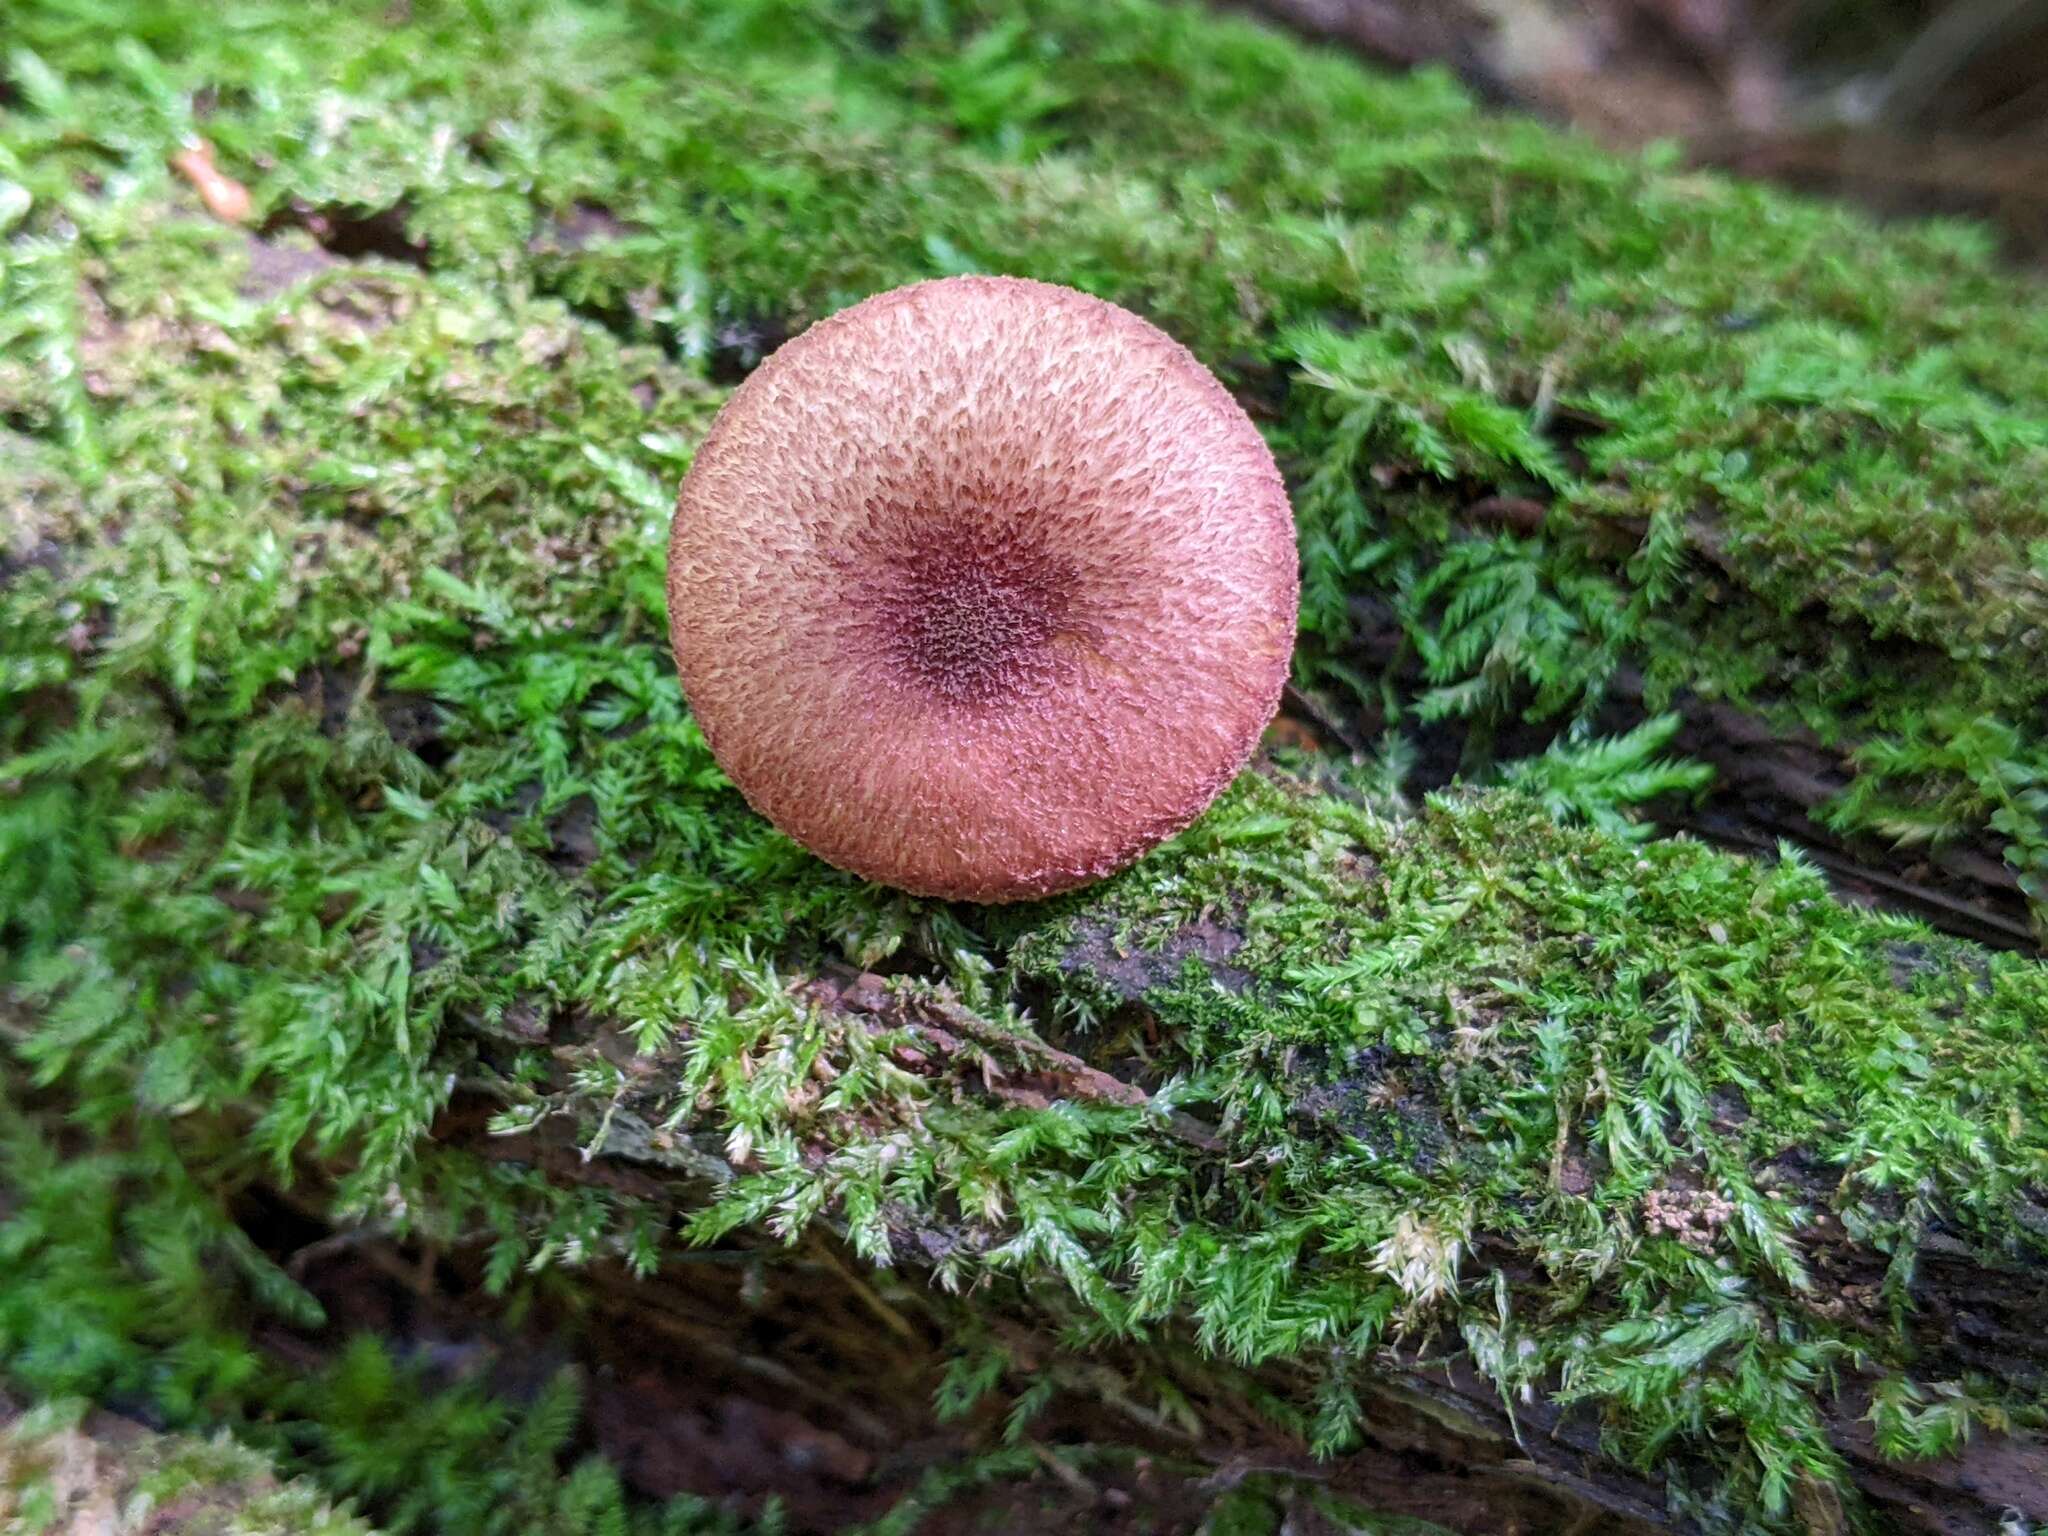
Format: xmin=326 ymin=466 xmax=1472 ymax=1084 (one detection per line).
xmin=375 ymin=783 xmax=2044 ymax=1536
xmin=4 ymin=0 xmax=2048 ymax=1532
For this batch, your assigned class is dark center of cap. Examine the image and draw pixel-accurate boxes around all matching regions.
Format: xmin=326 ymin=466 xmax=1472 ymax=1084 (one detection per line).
xmin=852 ymin=520 xmax=1082 ymax=708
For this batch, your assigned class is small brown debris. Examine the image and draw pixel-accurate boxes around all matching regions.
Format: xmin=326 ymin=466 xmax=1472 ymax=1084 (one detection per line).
xmin=1464 ymin=494 xmax=1548 ymax=535
xmin=169 ymin=139 xmax=253 ymax=225
xmin=1644 ymin=1184 xmax=1735 ymax=1252
xmin=1264 ymin=714 xmax=1323 ymax=754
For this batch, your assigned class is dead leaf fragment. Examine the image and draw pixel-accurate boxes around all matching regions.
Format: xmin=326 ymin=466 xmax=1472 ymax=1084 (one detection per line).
xmin=169 ymin=139 xmax=252 ymax=224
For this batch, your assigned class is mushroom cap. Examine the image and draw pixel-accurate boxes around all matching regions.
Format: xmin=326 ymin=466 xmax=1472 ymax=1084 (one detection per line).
xmin=667 ymin=275 xmax=1298 ymax=902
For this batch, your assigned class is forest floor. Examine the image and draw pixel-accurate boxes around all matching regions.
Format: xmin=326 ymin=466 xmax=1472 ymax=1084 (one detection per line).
xmin=3 ymin=2 xmax=2048 ymax=1534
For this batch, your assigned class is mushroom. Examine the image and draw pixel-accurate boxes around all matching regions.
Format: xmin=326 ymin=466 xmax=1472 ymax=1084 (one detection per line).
xmin=667 ymin=275 xmax=1298 ymax=902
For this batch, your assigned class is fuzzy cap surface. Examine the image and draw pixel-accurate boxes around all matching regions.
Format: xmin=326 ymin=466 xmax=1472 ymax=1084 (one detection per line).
xmin=667 ymin=275 xmax=1298 ymax=901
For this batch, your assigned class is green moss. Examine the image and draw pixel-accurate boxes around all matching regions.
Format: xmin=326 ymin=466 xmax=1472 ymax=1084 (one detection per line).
xmin=1022 ymin=785 xmax=2048 ymax=1504
xmin=5 ymin=0 xmax=2044 ymax=927
xmin=3 ymin=0 xmax=2048 ymax=1529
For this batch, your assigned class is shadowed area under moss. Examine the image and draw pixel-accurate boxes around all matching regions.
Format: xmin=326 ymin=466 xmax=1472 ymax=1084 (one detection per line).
xmin=3 ymin=0 xmax=2048 ymax=1531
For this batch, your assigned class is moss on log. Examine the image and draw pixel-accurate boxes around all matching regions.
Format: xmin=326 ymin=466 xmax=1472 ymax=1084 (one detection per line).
xmin=0 ymin=1397 xmax=374 ymax=1535
xmin=3 ymin=0 xmax=2048 ymax=1531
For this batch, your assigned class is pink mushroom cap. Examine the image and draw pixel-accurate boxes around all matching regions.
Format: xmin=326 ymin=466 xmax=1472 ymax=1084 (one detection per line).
xmin=666 ymin=275 xmax=1298 ymax=902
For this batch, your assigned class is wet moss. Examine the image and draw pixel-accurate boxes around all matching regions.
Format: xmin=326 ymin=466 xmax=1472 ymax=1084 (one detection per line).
xmin=3 ymin=0 xmax=2047 ymax=1528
